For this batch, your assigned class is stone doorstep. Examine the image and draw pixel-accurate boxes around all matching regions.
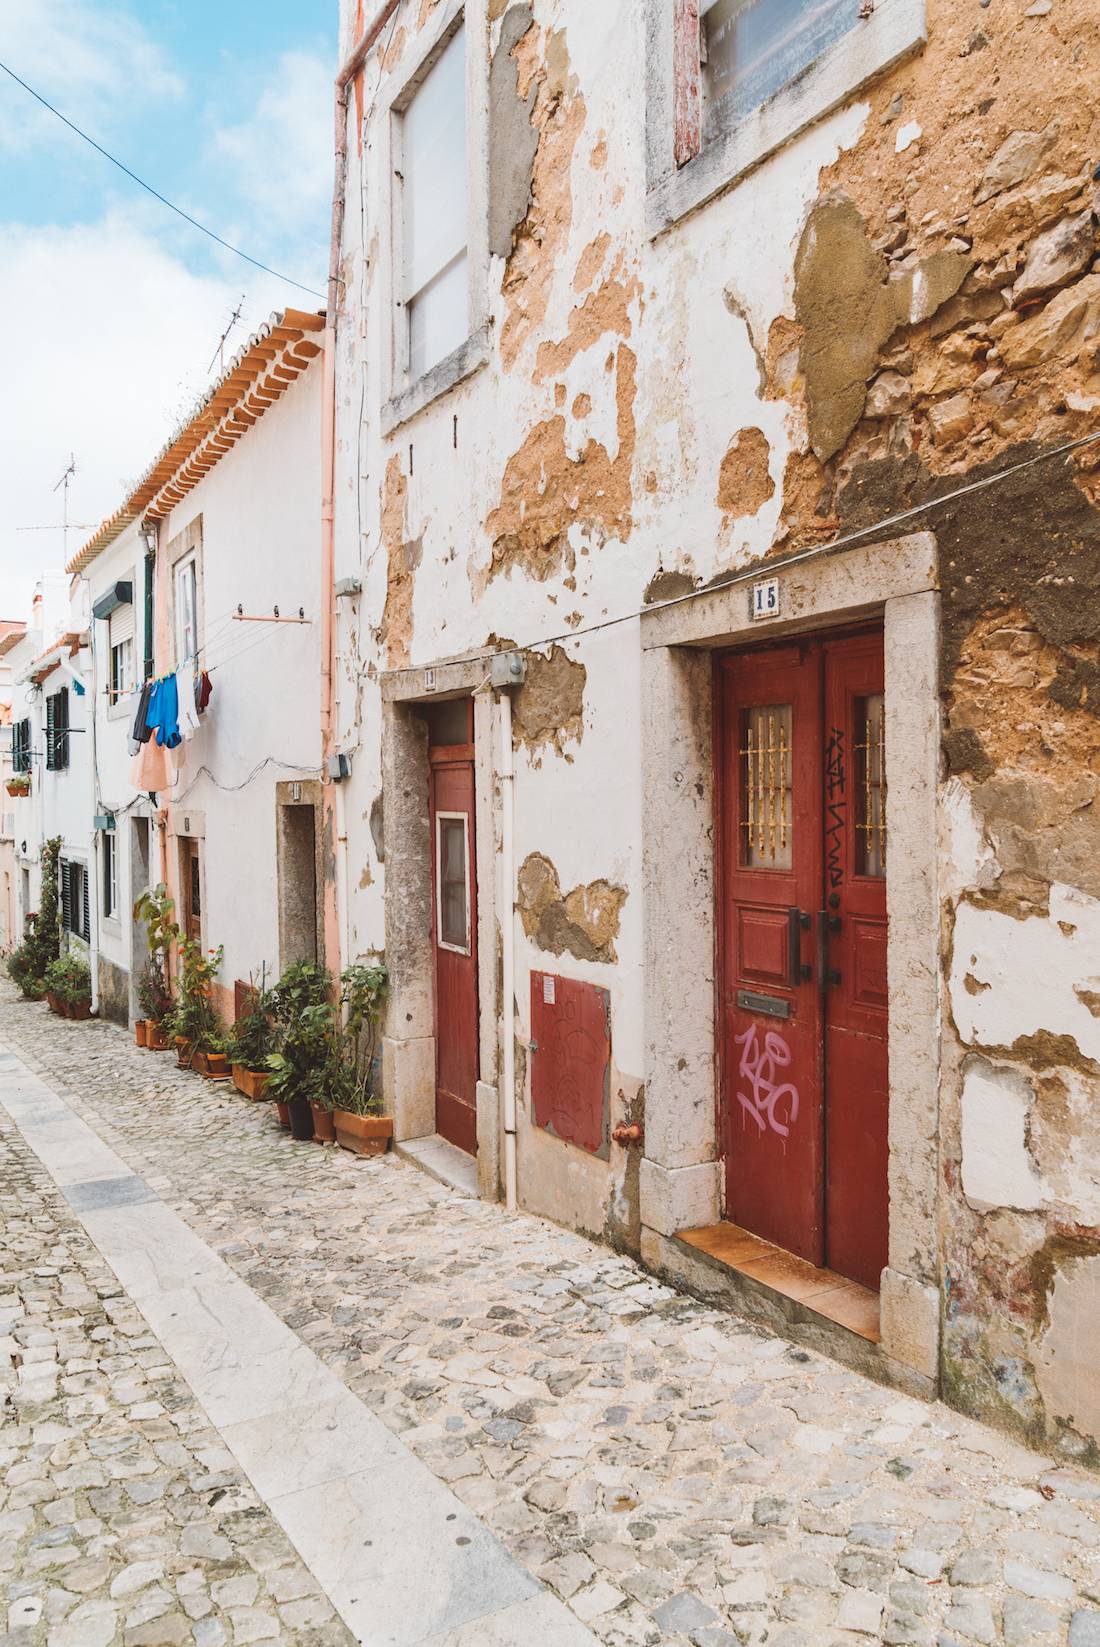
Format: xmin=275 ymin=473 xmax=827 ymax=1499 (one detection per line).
xmin=659 ymin=1227 xmax=936 ymax=1402
xmin=396 ymin=1132 xmax=480 ymax=1198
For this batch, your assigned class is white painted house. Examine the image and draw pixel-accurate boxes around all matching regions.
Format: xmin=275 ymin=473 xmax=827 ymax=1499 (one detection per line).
xmin=68 ymin=308 xmax=325 ymax=1025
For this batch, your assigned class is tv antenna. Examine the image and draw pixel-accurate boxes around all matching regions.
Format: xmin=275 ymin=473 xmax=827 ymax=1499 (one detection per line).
xmin=208 ymin=294 xmax=247 ymax=376
xmin=52 ymin=454 xmax=77 ymax=563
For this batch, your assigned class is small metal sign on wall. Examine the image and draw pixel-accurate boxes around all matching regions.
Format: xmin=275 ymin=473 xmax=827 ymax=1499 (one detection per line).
xmin=530 ymin=972 xmax=611 ymax=1160
xmin=749 ymin=577 xmax=781 ymax=621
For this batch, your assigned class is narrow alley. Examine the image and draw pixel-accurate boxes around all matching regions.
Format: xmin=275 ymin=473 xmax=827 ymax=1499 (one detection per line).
xmin=2 ymin=988 xmax=1099 ymax=1647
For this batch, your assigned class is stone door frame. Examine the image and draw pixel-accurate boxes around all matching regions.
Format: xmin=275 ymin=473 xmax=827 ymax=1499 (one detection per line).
xmin=380 ymin=659 xmax=503 ymax=1199
xmin=637 ymin=530 xmax=943 ymax=1383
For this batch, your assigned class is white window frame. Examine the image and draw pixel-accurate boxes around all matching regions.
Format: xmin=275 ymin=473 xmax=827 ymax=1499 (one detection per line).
xmin=109 ymin=635 xmax=134 ymax=705
xmin=645 ymin=0 xmax=927 ymax=236
xmin=435 ymin=810 xmax=471 ymax=955
xmin=175 ymin=553 xmax=199 ymax=667
xmin=378 ymin=0 xmax=490 ymax=434
xmin=102 ymin=827 xmax=118 ymax=923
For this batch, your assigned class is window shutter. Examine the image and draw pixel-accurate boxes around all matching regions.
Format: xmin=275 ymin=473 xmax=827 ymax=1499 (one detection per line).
xmin=56 ymin=690 xmax=69 ymax=770
xmin=60 ymin=861 xmax=71 ymax=931
xmin=109 ymin=602 xmax=135 ymax=649
xmin=81 ymin=864 xmax=90 ymax=942
xmin=46 ymin=695 xmax=55 ymax=770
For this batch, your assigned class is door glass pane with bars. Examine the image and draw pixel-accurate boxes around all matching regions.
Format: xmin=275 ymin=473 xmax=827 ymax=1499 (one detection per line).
xmin=739 ymin=704 xmax=793 ymax=870
xmin=437 ymin=814 xmax=469 ymax=951
xmin=855 ymin=693 xmax=886 ymax=878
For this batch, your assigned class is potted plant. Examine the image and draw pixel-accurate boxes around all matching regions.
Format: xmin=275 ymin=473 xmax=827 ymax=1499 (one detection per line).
xmin=137 ymin=961 xmax=173 ymax=1049
xmin=134 ymin=887 xmax=178 ymax=1048
xmin=167 ymin=938 xmax=224 ymax=1073
xmin=5 ymin=839 xmax=62 ymax=1000
xmin=265 ymin=961 xmax=335 ymax=1141
xmin=330 ymin=961 xmax=392 ymax=1156
xmin=44 ymin=953 xmax=93 ymax=1019
xmin=225 ymin=971 xmax=273 ymax=1099
xmin=6 ymin=774 xmax=29 ymax=798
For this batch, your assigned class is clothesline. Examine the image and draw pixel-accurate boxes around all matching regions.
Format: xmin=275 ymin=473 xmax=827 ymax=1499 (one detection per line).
xmin=129 ymin=662 xmax=213 ymax=794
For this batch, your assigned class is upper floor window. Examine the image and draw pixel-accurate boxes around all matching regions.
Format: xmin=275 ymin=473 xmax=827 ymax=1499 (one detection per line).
xmin=45 ymin=688 xmax=69 ymax=772
xmin=12 ymin=719 xmax=31 ymax=774
xmin=397 ymin=23 xmax=468 ymax=383
xmin=108 ymin=600 xmax=136 ymax=704
xmin=647 ymin=0 xmax=926 ymax=235
xmin=701 ymin=0 xmax=861 ymax=140
xmin=175 ymin=556 xmax=198 ymax=666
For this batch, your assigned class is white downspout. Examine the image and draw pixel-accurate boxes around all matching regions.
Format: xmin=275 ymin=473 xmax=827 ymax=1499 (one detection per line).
xmin=498 ymin=691 xmax=518 ymax=1213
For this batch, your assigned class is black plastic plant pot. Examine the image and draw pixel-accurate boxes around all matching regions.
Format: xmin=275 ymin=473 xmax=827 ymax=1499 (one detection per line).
xmin=287 ymin=1098 xmax=315 ymax=1142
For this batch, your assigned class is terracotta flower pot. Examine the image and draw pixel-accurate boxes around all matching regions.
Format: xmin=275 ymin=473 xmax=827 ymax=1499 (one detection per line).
xmin=275 ymin=1099 xmax=291 ymax=1129
xmin=287 ymin=1098 xmax=314 ymax=1141
xmin=135 ymin=1020 xmax=148 ymax=1047
xmin=194 ymin=1050 xmax=229 ymax=1080
xmin=176 ymin=1038 xmax=193 ymax=1069
xmin=69 ymin=1000 xmax=92 ymax=1021
xmin=46 ymin=991 xmax=64 ymax=1016
xmin=333 ymin=1110 xmax=393 ymax=1157
xmin=310 ymin=1102 xmax=336 ymax=1143
xmin=6 ymin=781 xmax=28 ymax=798
xmin=146 ymin=1021 xmax=169 ymax=1051
xmin=232 ymin=1065 xmax=270 ymax=1101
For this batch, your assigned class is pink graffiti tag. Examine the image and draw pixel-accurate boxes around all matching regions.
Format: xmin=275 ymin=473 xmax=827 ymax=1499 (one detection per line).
xmin=734 ymin=1024 xmax=800 ymax=1140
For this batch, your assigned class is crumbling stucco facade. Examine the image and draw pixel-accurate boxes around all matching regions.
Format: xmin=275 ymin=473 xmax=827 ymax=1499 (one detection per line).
xmin=330 ymin=0 xmax=1100 ymax=1462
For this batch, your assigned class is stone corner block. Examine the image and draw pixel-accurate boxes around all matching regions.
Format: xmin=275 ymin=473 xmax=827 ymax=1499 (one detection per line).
xmin=880 ymin=1266 xmax=940 ymax=1382
xmin=640 ymin=1157 xmax=720 ymax=1239
xmin=381 ymin=1034 xmax=436 ymax=1143
xmin=475 ymin=1080 xmax=502 ymax=1203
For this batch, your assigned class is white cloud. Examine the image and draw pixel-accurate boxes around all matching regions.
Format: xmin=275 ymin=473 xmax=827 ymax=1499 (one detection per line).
xmin=0 ymin=0 xmax=183 ymax=151
xmin=0 ymin=211 xmax=288 ymax=619
xmin=208 ymin=51 xmax=332 ymax=248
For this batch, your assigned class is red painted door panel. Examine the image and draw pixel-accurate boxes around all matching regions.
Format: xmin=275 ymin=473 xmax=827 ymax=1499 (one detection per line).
xmin=717 ymin=645 xmax=825 ymax=1265
xmin=822 ymin=634 xmax=889 ymax=1289
xmin=530 ymin=972 xmax=610 ymax=1158
xmin=429 ymin=749 xmax=479 ymax=1156
xmin=717 ymin=629 xmax=889 ymax=1290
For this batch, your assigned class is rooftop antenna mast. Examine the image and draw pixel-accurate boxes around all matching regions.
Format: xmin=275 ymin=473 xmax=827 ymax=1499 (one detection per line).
xmin=52 ymin=453 xmax=76 ymax=564
xmin=208 ymin=294 xmax=246 ymax=377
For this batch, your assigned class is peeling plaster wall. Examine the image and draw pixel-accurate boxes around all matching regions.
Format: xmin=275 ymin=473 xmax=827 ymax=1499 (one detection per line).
xmin=332 ymin=0 xmax=1100 ymax=1454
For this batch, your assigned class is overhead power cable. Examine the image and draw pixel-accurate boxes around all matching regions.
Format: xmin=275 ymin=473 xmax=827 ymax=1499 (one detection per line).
xmin=0 ymin=60 xmax=325 ymax=300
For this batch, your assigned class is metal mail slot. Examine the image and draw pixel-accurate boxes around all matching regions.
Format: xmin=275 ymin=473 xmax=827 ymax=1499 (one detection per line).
xmin=737 ymin=988 xmax=790 ymax=1020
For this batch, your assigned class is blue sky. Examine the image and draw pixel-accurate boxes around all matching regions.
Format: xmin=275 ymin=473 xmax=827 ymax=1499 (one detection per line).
xmin=0 ymin=0 xmax=338 ymax=615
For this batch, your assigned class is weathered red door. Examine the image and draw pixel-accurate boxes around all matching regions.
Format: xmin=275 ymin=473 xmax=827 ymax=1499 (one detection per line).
xmin=428 ymin=702 xmax=479 ymax=1156
xmin=716 ymin=629 xmax=888 ymax=1289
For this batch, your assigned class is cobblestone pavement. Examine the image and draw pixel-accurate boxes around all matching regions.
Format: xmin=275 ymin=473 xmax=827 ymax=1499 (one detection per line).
xmin=0 ymin=1083 xmax=352 ymax=1647
xmin=2 ymin=983 xmax=1100 ymax=1647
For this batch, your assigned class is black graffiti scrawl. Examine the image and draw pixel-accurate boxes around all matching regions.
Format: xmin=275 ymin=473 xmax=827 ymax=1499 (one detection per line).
xmin=825 ymin=726 xmax=846 ymax=888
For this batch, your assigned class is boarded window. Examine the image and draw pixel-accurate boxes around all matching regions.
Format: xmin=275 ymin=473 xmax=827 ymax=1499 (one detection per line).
xmin=400 ymin=25 xmax=468 ymax=381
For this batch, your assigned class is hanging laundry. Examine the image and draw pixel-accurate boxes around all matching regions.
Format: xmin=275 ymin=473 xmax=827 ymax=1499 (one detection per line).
xmin=177 ymin=661 xmax=200 ymax=741
xmin=195 ymin=669 xmax=212 ymax=712
xmin=128 ymin=677 xmax=155 ymax=756
xmin=130 ymin=733 xmax=171 ymax=794
xmin=152 ymin=672 xmax=181 ymax=749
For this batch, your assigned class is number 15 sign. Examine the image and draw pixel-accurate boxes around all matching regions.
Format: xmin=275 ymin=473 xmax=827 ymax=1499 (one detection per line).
xmin=749 ymin=576 xmax=780 ymax=621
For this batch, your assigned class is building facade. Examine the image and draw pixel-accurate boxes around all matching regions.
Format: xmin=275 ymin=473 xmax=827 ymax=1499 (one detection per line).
xmin=324 ymin=0 xmax=1100 ymax=1460
xmin=67 ymin=309 xmax=325 ymax=1025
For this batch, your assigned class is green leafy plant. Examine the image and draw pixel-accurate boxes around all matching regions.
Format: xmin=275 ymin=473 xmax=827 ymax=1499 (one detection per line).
xmin=133 ymin=885 xmax=178 ymax=1026
xmin=166 ymin=938 xmax=225 ymax=1057
xmin=7 ymin=937 xmax=46 ymax=999
xmin=329 ymin=962 xmax=389 ymax=1116
xmin=224 ymin=968 xmax=272 ymax=1070
xmin=44 ymin=953 xmax=91 ymax=1008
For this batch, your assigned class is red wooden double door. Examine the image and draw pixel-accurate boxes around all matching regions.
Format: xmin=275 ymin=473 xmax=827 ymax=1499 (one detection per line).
xmin=717 ymin=629 xmax=888 ymax=1291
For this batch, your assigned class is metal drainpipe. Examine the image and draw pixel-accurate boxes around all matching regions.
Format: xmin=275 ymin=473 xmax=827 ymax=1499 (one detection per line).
xmin=498 ymin=691 xmax=517 ymax=1213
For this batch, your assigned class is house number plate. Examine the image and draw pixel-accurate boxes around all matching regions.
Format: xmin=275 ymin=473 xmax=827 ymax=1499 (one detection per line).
xmin=749 ymin=577 xmax=780 ymax=621
xmin=737 ymin=988 xmax=790 ymax=1019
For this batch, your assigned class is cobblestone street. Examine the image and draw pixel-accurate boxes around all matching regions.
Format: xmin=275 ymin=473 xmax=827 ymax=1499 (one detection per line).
xmin=2 ymin=982 xmax=1100 ymax=1647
